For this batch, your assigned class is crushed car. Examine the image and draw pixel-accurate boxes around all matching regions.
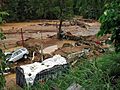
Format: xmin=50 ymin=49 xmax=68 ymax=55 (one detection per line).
xmin=5 ymin=48 xmax=29 ymax=63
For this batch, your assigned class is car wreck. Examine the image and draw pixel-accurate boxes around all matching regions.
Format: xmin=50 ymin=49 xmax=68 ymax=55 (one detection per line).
xmin=16 ymin=55 xmax=69 ymax=87
xmin=5 ymin=48 xmax=29 ymax=63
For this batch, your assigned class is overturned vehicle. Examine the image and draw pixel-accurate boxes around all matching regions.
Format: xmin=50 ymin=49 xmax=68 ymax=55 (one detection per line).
xmin=16 ymin=55 xmax=69 ymax=87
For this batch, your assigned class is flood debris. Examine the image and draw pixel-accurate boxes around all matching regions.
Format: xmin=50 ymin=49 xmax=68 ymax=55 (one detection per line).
xmin=17 ymin=32 xmax=111 ymax=64
xmin=59 ymin=31 xmax=84 ymax=41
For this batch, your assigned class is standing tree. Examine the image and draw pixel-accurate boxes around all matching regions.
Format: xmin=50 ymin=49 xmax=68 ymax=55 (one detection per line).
xmin=57 ymin=0 xmax=73 ymax=39
xmin=97 ymin=2 xmax=120 ymax=52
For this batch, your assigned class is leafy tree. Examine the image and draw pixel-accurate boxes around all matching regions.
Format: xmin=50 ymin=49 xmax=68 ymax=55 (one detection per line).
xmin=3 ymin=0 xmax=18 ymax=21
xmin=4 ymin=0 xmax=34 ymax=21
xmin=73 ymin=0 xmax=120 ymax=19
xmin=97 ymin=2 xmax=120 ymax=52
xmin=30 ymin=0 xmax=53 ymax=19
xmin=30 ymin=0 xmax=62 ymax=19
xmin=16 ymin=0 xmax=33 ymax=21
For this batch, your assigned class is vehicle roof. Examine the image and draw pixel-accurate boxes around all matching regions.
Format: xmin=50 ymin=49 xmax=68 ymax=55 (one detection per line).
xmin=15 ymin=48 xmax=27 ymax=52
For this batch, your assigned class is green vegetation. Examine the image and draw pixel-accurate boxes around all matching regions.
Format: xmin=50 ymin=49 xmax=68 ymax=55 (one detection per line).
xmin=98 ymin=2 xmax=120 ymax=52
xmin=0 ymin=49 xmax=6 ymax=90
xmin=0 ymin=28 xmax=6 ymax=90
xmin=0 ymin=11 xmax=9 ymax=24
xmin=74 ymin=0 xmax=119 ymax=19
xmin=0 ymin=0 xmax=119 ymax=22
xmin=24 ymin=52 xmax=120 ymax=90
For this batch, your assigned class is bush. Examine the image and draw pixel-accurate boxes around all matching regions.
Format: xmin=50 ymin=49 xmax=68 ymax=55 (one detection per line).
xmin=98 ymin=2 xmax=120 ymax=52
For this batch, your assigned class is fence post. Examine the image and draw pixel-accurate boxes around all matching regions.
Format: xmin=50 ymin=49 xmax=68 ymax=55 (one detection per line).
xmin=40 ymin=32 xmax=44 ymax=62
xmin=20 ymin=28 xmax=24 ymax=47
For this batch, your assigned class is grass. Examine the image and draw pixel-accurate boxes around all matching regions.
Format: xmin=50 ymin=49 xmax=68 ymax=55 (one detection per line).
xmin=2 ymin=52 xmax=120 ymax=90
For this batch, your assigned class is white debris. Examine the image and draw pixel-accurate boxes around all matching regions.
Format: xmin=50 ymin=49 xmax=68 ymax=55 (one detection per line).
xmin=39 ymin=45 xmax=58 ymax=54
xmin=20 ymin=55 xmax=67 ymax=85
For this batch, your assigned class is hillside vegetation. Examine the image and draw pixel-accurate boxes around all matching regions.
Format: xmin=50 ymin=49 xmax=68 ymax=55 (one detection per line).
xmin=0 ymin=0 xmax=119 ymax=22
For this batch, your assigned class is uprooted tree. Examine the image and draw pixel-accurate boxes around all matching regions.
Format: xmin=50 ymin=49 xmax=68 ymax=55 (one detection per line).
xmin=97 ymin=1 xmax=120 ymax=53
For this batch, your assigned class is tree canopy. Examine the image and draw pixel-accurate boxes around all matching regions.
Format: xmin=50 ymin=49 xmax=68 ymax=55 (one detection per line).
xmin=0 ymin=0 xmax=119 ymax=22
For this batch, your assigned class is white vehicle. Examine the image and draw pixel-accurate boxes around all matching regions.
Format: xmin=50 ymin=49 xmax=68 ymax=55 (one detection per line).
xmin=5 ymin=48 xmax=29 ymax=63
xmin=16 ymin=55 xmax=69 ymax=87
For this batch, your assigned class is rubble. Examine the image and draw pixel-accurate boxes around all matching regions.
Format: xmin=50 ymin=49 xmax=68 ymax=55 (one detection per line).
xmin=20 ymin=32 xmax=111 ymax=63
